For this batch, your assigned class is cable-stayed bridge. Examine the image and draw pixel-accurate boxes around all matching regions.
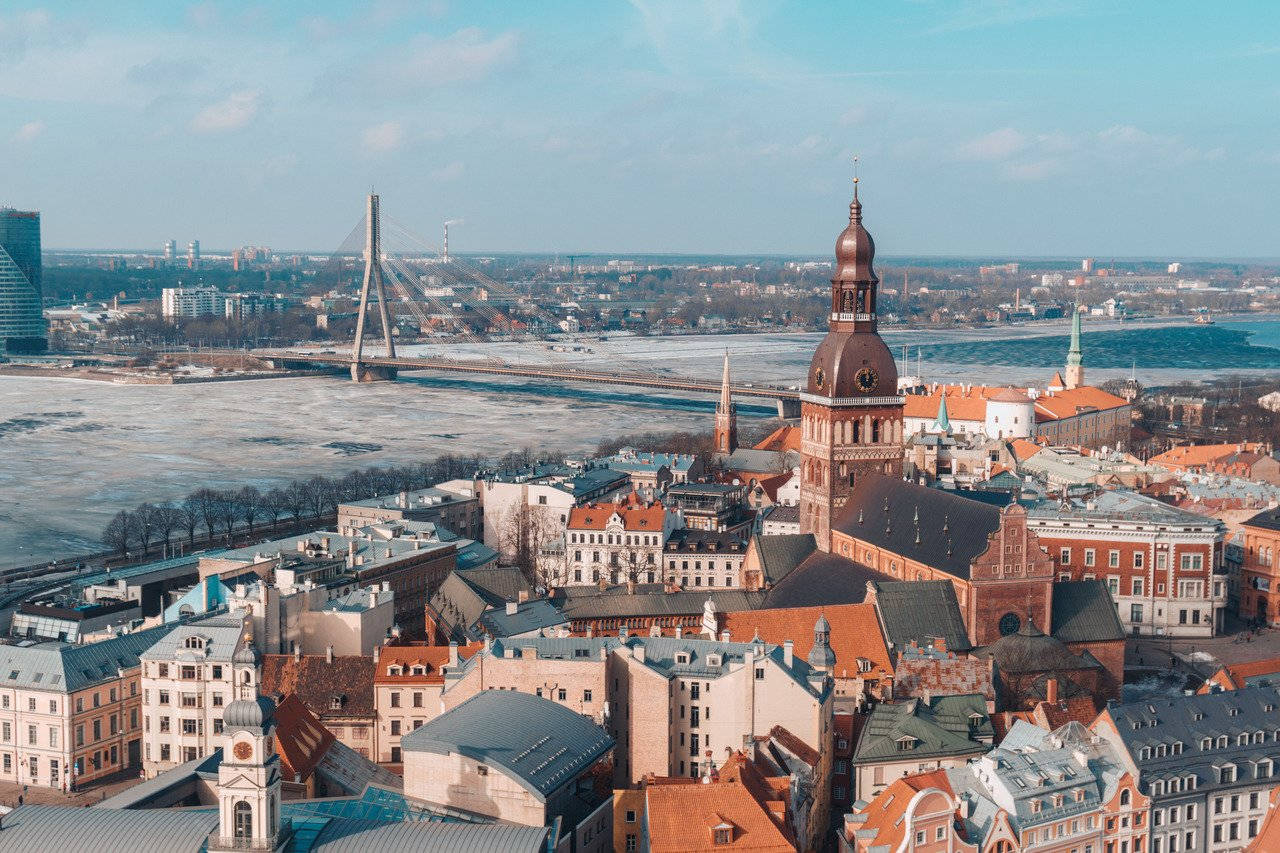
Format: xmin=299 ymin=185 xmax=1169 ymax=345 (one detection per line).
xmin=252 ymin=194 xmax=803 ymax=417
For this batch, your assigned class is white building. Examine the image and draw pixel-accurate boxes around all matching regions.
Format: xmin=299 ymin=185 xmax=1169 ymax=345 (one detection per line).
xmin=543 ymin=497 xmax=681 ymax=586
xmin=141 ymin=613 xmax=258 ymax=777
xmin=162 ymin=286 xmax=223 ymax=319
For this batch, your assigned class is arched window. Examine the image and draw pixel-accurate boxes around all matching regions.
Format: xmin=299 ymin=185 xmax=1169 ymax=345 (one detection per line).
xmin=242 ymin=671 xmax=252 ymax=685
xmin=852 ymin=420 xmax=861 ymax=443
xmin=1120 ymin=788 xmax=1131 ymax=806
xmin=234 ymin=801 xmax=253 ymax=839
xmin=871 ymin=420 xmax=881 ymax=443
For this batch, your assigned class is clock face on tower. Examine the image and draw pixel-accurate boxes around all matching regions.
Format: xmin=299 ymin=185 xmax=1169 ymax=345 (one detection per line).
xmin=233 ymin=741 xmax=253 ymax=761
xmin=854 ymin=367 xmax=878 ymax=393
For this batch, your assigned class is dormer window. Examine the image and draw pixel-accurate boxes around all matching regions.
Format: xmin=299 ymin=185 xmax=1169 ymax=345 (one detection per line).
xmin=184 ymin=636 xmax=204 ymax=650
xmin=1030 ymin=799 xmax=1042 ymax=814
xmin=1074 ymin=789 xmax=1085 ymax=803
xmin=857 ymin=658 xmax=874 ymax=674
xmin=387 ymin=665 xmax=403 ymax=676
xmin=411 ymin=666 xmax=426 ymax=676
xmin=1218 ymin=736 xmax=1228 ymax=748
xmin=676 ymin=653 xmax=689 ymax=664
xmin=895 ymin=736 xmax=916 ymax=751
xmin=1201 ymin=738 xmax=1213 ymax=750
xmin=712 ymin=823 xmax=734 ymax=845
xmin=330 ymin=694 xmax=346 ymax=711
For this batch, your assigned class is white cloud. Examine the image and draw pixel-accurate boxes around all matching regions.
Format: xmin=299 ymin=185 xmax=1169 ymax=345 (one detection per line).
xmin=362 ymin=120 xmax=405 ymax=153
xmin=12 ymin=120 xmax=45 ymax=142
xmin=393 ymin=28 xmax=519 ymax=86
xmin=956 ymin=127 xmax=1028 ymax=161
xmin=1003 ymin=159 xmax=1062 ymax=181
xmin=189 ymin=90 xmax=261 ymax=133
xmin=430 ymin=160 xmax=465 ymax=181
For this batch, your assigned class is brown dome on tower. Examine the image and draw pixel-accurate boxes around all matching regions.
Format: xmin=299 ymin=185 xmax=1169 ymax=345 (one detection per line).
xmin=833 ymin=185 xmax=877 ymax=283
xmin=806 ymin=179 xmax=897 ymax=398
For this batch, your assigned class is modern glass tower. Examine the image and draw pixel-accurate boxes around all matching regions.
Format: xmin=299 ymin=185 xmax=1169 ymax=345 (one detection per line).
xmin=0 ymin=207 xmax=46 ymax=353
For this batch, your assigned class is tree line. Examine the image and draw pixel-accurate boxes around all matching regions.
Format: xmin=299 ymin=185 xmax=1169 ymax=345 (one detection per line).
xmin=99 ymin=452 xmax=492 ymax=558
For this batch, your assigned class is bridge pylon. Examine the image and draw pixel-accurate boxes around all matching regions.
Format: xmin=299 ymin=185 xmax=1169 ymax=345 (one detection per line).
xmin=351 ymin=192 xmax=398 ymax=382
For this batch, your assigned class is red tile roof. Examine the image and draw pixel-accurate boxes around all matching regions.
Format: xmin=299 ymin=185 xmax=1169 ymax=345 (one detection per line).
xmin=568 ymin=500 xmax=667 ymax=531
xmin=719 ymin=602 xmax=893 ymax=683
xmin=260 ymin=653 xmax=375 ymax=722
xmin=1032 ymin=386 xmax=1129 ymax=421
xmin=272 ymin=693 xmax=336 ymax=783
xmin=645 ymin=774 xmax=795 ymax=852
xmin=374 ymin=643 xmax=481 ymax=686
xmin=1197 ymin=656 xmax=1280 ymax=693
xmin=1150 ymin=442 xmax=1267 ymax=471
xmin=753 ymin=425 xmax=800 ymax=453
xmin=847 ymin=770 xmax=956 ymax=851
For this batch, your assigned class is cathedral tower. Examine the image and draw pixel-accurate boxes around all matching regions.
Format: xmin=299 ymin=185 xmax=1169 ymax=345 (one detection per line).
xmin=208 ymin=692 xmax=288 ymax=852
xmin=799 ymin=175 xmax=904 ymax=549
xmin=714 ymin=350 xmax=738 ymax=455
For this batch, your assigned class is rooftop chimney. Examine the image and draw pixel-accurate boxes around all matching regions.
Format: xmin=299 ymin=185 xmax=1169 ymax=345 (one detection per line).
xmin=518 ymin=590 xmax=529 ymax=603
xmin=784 ymin=640 xmax=794 ymax=667
xmin=675 ymin=627 xmax=683 ymax=639
xmin=372 ymin=645 xmax=380 ymax=663
xmin=326 ymin=645 xmax=334 ymax=664
xmin=293 ymin=645 xmax=301 ymax=661
xmin=448 ymin=641 xmax=459 ymax=667
xmin=506 ymin=601 xmax=519 ymax=616
xmin=1047 ymin=677 xmax=1060 ymax=705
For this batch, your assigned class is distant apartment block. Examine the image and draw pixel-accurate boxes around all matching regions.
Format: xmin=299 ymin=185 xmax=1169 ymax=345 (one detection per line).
xmin=162 ymin=286 xmax=223 ymax=319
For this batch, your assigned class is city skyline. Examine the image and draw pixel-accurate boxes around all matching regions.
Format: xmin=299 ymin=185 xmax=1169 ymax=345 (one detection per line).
xmin=2 ymin=1 xmax=1278 ymax=257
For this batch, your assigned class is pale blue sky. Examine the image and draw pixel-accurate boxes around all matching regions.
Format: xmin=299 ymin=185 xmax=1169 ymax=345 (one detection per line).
xmin=3 ymin=1 xmax=1278 ymax=257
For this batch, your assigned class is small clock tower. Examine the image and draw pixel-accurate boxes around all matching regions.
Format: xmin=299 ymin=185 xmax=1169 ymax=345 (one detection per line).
xmin=208 ymin=692 xmax=288 ymax=853
xmin=799 ymin=174 xmax=904 ymax=549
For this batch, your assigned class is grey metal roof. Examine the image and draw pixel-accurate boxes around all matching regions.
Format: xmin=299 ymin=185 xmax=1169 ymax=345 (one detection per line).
xmin=1107 ymin=685 xmax=1280 ymax=797
xmin=833 ymin=474 xmax=1003 ymax=581
xmin=871 ymin=580 xmax=973 ymax=653
xmin=400 ymin=691 xmax=613 ymax=801
xmin=0 ymin=621 xmax=178 ymax=694
xmin=310 ymin=819 xmax=550 ymax=852
xmin=552 ymin=585 xmax=766 ymax=619
xmin=1027 ymin=489 xmax=1222 ymax=530
xmin=0 ymin=804 xmax=217 ymax=852
xmin=428 ymin=571 xmax=491 ymax=640
xmin=474 ymin=599 xmax=567 ymax=638
xmin=140 ymin=612 xmax=248 ymax=663
xmin=455 ymin=566 xmax=530 ymax=606
xmin=760 ymin=550 xmax=887 ymax=608
xmin=1051 ymin=580 xmax=1125 ymax=643
xmin=753 ymin=533 xmax=816 ymax=585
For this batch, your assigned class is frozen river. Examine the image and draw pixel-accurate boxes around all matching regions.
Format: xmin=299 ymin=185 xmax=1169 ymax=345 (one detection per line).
xmin=3 ymin=320 xmax=1279 ymax=564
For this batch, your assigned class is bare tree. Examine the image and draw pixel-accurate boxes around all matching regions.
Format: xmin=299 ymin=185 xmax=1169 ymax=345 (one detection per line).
xmin=282 ymin=480 xmax=307 ymax=525
xmin=177 ymin=506 xmax=198 ymax=546
xmin=236 ymin=486 xmax=263 ymax=535
xmin=131 ymin=503 xmax=161 ymax=556
xmin=153 ymin=506 xmax=182 ymax=555
xmin=186 ymin=489 xmax=220 ymax=542
xmin=214 ymin=490 xmax=239 ymax=539
xmin=102 ymin=511 xmax=133 ymax=556
xmin=263 ymin=488 xmax=288 ymax=529
xmin=499 ymin=502 xmax=564 ymax=584
xmin=302 ymin=476 xmax=335 ymax=519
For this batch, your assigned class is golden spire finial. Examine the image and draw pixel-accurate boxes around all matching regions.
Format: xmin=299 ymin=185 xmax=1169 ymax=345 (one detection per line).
xmin=852 ymin=154 xmax=860 ymax=199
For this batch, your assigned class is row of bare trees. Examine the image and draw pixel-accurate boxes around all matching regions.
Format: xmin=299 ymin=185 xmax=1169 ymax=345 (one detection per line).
xmin=99 ymin=453 xmax=488 ymax=558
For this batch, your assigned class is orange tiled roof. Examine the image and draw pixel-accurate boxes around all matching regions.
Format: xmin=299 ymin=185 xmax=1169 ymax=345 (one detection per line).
xmin=719 ymin=602 xmax=893 ymax=683
xmin=645 ymin=778 xmax=795 ymax=852
xmin=753 ymin=425 xmax=801 ymax=453
xmin=1246 ymin=784 xmax=1280 ymax=852
xmin=568 ymin=500 xmax=667 ymax=531
xmin=1033 ymin=386 xmax=1129 ymax=421
xmin=850 ymin=770 xmax=956 ymax=851
xmin=1150 ymin=442 xmax=1266 ymax=470
xmin=272 ymin=693 xmax=336 ymax=783
xmin=374 ymin=643 xmax=481 ymax=685
xmin=1009 ymin=438 xmax=1044 ymax=462
xmin=1199 ymin=656 xmax=1280 ymax=693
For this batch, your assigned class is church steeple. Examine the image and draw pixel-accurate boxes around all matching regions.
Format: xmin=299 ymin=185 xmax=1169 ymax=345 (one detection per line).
xmin=209 ymin=690 xmax=288 ymax=852
xmin=1065 ymin=304 xmax=1084 ymax=389
xmin=714 ymin=350 xmax=737 ymax=455
xmin=830 ymin=163 xmax=880 ymax=334
xmin=934 ymin=393 xmax=951 ymax=434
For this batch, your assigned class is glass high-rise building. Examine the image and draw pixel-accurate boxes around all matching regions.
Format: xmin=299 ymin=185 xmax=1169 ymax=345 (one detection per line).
xmin=0 ymin=207 xmax=46 ymax=353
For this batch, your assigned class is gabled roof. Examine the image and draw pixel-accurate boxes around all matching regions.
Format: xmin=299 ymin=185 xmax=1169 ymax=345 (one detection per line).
xmin=644 ymin=778 xmax=795 ymax=852
xmin=760 ymin=550 xmax=890 ymax=609
xmin=0 ymin=621 xmax=178 ymax=694
xmin=753 ymin=424 xmax=801 ymax=453
xmin=847 ymin=770 xmax=956 ymax=851
xmin=474 ymin=599 xmax=567 ymax=638
xmin=375 ymin=644 xmax=480 ymax=686
xmin=453 ymin=566 xmax=530 ymax=607
xmin=273 ymin=693 xmax=337 ymax=784
xmin=1203 ymin=656 xmax=1280 ymax=692
xmin=833 ymin=474 xmax=1003 ymax=581
xmin=401 ymin=691 xmax=612 ymax=801
xmin=1033 ymin=386 xmax=1129 ymax=421
xmin=750 ymin=533 xmax=817 ymax=585
xmin=568 ymin=500 xmax=667 ymax=531
xmin=872 ymin=580 xmax=973 ymax=653
xmin=855 ymin=694 xmax=992 ymax=763
xmin=1051 ymin=580 xmax=1125 ymax=643
xmin=719 ymin=602 xmax=893 ymax=683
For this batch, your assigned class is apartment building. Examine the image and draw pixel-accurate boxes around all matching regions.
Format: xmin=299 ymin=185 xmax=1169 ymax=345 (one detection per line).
xmin=372 ymin=642 xmax=479 ymax=764
xmin=1093 ymin=685 xmax=1280 ymax=853
xmin=1240 ymin=507 xmax=1280 ymax=626
xmin=141 ymin=613 xmax=256 ymax=778
xmin=661 ymin=528 xmax=747 ymax=589
xmin=1027 ymin=490 xmax=1227 ymax=637
xmin=0 ymin=624 xmax=174 ymax=790
xmin=337 ymin=485 xmax=481 ymax=541
xmin=543 ymin=496 xmax=680 ymax=586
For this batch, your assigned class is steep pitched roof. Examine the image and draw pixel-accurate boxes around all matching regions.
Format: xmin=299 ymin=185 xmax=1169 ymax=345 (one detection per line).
xmin=760 ymin=551 xmax=891 ymax=609
xmin=567 ymin=500 xmax=667 ymax=531
xmin=833 ymin=474 xmax=1003 ymax=581
xmin=1151 ymin=441 xmax=1266 ymax=470
xmin=1051 ymin=580 xmax=1126 ymax=643
xmin=872 ymin=580 xmax=973 ymax=653
xmin=0 ymin=621 xmax=178 ymax=693
xmin=1201 ymin=656 xmax=1280 ymax=693
xmin=375 ymin=644 xmax=480 ymax=686
xmin=719 ymin=602 xmax=893 ymax=683
xmin=974 ymin=619 xmax=1100 ymax=674
xmin=750 ymin=533 xmax=817 ymax=585
xmin=753 ymin=424 xmax=801 ymax=453
xmin=273 ymin=693 xmax=337 ymax=784
xmin=644 ymin=779 xmax=795 ymax=852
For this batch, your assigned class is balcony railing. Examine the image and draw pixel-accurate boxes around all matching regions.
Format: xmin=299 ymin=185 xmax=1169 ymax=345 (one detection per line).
xmin=208 ymin=821 xmax=293 ymax=851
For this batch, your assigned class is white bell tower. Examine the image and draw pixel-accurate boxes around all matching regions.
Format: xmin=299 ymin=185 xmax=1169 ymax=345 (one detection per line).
xmin=208 ymin=692 xmax=288 ymax=852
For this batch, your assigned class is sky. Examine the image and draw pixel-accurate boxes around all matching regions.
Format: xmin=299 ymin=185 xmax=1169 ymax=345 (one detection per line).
xmin=2 ymin=1 xmax=1278 ymax=257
